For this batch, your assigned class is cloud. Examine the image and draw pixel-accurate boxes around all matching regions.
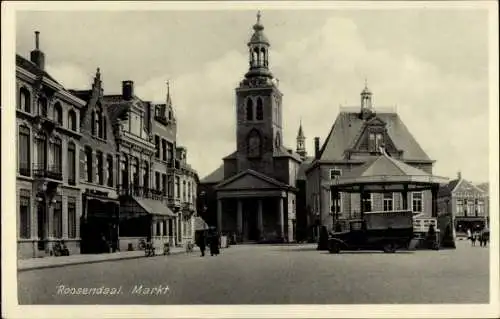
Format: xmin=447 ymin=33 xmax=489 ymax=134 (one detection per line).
xmin=38 ymin=14 xmax=489 ymax=183
xmin=46 ymin=63 xmax=93 ymax=90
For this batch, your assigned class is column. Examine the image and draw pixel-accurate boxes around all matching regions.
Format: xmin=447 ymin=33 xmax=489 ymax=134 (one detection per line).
xmin=278 ymin=197 xmax=284 ymax=238
xmin=179 ymin=215 xmax=184 ymax=244
xmin=152 ymin=220 xmax=156 ymax=237
xmin=47 ymin=199 xmax=53 ymax=240
xmin=237 ymin=200 xmax=243 ymax=235
xmin=257 ymin=199 xmax=263 ymax=238
xmin=217 ymin=199 xmax=222 ymax=231
xmin=62 ymin=196 xmax=68 ymax=239
xmin=359 ymin=186 xmax=365 ymax=215
xmin=431 ymin=186 xmax=438 ymax=217
xmin=172 ymin=218 xmax=176 ymax=246
xmin=402 ymin=186 xmax=408 ymax=210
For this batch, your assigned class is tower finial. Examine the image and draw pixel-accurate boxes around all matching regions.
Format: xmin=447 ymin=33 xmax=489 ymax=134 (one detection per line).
xmin=257 ymin=11 xmax=261 ymax=24
xmin=364 ymin=77 xmax=368 ymax=89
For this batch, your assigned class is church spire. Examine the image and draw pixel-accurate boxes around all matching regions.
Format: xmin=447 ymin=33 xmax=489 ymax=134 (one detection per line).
xmin=296 ymin=118 xmax=307 ymax=159
xmin=245 ymin=11 xmax=273 ymax=80
xmin=166 ymin=80 xmax=172 ymax=107
xmin=361 ymin=78 xmax=373 ymax=110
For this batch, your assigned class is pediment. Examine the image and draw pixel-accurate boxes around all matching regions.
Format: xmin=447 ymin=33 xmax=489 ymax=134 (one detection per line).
xmin=453 ymin=179 xmax=485 ymax=195
xmin=216 ymin=170 xmax=285 ymax=191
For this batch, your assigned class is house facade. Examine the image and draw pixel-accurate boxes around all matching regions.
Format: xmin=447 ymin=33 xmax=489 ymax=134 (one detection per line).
xmin=438 ymin=173 xmax=489 ymax=235
xmin=305 ymin=84 xmax=437 ymax=237
xmin=69 ymin=68 xmax=120 ymax=254
xmin=16 ymin=32 xmax=86 ymax=258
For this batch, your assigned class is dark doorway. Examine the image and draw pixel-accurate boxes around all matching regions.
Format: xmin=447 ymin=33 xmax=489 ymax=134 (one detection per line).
xmin=243 ymin=200 xmax=258 ymax=241
xmin=80 ymin=199 xmax=119 ymax=254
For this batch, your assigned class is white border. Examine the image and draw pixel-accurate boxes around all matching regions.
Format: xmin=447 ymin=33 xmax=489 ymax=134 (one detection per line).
xmin=2 ymin=1 xmax=499 ymax=318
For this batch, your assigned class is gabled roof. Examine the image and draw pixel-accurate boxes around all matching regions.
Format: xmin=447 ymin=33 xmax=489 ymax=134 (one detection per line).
xmin=200 ymin=164 xmax=225 ymax=184
xmin=319 ymin=111 xmax=431 ymax=162
xmin=215 ymin=169 xmax=291 ymax=191
xmin=477 ymin=182 xmax=489 ymax=193
xmin=438 ymin=178 xmax=461 ymax=197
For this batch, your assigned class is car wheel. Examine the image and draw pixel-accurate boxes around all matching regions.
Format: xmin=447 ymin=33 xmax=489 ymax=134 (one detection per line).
xmin=329 ymin=242 xmax=340 ymax=254
xmin=383 ymin=242 xmax=396 ymax=253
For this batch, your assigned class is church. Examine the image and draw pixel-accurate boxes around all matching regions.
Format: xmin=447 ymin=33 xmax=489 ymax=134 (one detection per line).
xmin=198 ymin=13 xmax=304 ymax=243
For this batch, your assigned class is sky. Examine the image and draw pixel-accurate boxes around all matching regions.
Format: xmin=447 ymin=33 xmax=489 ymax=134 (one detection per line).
xmin=15 ymin=5 xmax=492 ymax=183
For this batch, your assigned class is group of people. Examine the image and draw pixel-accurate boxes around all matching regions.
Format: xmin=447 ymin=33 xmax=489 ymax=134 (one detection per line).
xmin=467 ymin=228 xmax=489 ymax=247
xmin=196 ymin=227 xmax=221 ymax=257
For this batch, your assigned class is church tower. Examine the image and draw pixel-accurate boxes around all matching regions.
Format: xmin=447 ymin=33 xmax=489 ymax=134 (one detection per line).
xmin=235 ymin=11 xmax=284 ymax=175
xmin=296 ymin=119 xmax=307 ymax=159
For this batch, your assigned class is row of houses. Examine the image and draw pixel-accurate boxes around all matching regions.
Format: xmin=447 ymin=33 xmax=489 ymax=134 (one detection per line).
xmin=197 ymin=12 xmax=490 ymax=243
xmin=16 ymin=32 xmax=199 ymax=259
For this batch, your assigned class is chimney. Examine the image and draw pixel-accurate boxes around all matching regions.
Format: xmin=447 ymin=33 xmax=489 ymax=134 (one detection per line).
xmin=314 ymin=137 xmax=320 ymax=159
xmin=122 ymin=81 xmax=134 ymax=100
xmin=457 ymin=171 xmax=462 ymax=180
xmin=30 ymin=31 xmax=45 ymax=70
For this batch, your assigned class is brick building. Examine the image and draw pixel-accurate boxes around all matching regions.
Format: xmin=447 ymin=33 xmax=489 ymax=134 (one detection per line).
xmin=16 ymin=32 xmax=86 ymax=258
xmin=69 ymin=68 xmax=120 ymax=254
xmin=438 ymin=172 xmax=489 ymax=235
xmin=199 ymin=13 xmax=302 ymax=243
xmin=305 ymin=83 xmax=439 ymax=238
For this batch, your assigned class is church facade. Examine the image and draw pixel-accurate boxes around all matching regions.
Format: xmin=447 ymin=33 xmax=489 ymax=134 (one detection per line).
xmin=199 ymin=13 xmax=303 ymax=243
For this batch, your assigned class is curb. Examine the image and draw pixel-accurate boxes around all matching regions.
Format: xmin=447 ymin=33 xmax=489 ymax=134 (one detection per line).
xmin=18 ymin=250 xmax=186 ymax=272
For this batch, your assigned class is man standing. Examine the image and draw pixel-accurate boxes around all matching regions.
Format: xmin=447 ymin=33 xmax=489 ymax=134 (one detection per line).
xmin=197 ymin=230 xmax=206 ymax=257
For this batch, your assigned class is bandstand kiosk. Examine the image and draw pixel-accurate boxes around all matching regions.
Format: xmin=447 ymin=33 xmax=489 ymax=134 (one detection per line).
xmin=322 ymin=147 xmax=451 ymax=248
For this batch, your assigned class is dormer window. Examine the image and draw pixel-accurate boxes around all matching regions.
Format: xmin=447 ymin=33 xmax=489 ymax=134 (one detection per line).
xmin=329 ymin=169 xmax=342 ymax=180
xmin=369 ymin=132 xmax=383 ymax=152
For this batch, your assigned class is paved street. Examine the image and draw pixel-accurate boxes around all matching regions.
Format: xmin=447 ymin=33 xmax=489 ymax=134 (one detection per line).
xmin=18 ymin=240 xmax=489 ymax=304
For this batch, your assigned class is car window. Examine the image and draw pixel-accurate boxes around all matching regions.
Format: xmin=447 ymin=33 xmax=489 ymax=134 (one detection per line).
xmin=350 ymin=221 xmax=363 ymax=231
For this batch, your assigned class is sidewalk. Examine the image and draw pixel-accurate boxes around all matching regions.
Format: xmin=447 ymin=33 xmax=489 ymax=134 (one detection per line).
xmin=18 ymin=247 xmax=187 ymax=272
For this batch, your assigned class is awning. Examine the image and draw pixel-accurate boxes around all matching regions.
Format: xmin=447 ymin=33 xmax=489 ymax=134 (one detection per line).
xmin=131 ymin=196 xmax=176 ymax=217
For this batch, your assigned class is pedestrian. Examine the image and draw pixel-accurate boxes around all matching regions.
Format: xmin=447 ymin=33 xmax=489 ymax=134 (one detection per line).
xmin=197 ymin=230 xmax=206 ymax=257
xmin=471 ymin=232 xmax=477 ymax=247
xmin=467 ymin=228 xmax=472 ymax=241
xmin=210 ymin=229 xmax=220 ymax=256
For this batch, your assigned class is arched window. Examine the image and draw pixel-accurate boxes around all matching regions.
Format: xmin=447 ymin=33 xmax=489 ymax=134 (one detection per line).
xmin=18 ymin=125 xmax=31 ymax=176
xmin=38 ymin=97 xmax=48 ymax=117
xmin=275 ymin=132 xmax=281 ymax=148
xmin=51 ymin=136 xmax=62 ymax=175
xmin=256 ymin=97 xmax=263 ymax=121
xmin=246 ymin=98 xmax=253 ymax=121
xmin=107 ymin=155 xmax=114 ymax=187
xmin=143 ymin=161 xmax=149 ymax=190
xmin=252 ymin=48 xmax=258 ymax=66
xmin=261 ymin=48 xmax=267 ymax=67
xmin=19 ymin=88 xmax=31 ymax=113
xmin=53 ymin=102 xmax=63 ymax=125
xmin=247 ymin=129 xmax=262 ymax=158
xmin=68 ymin=110 xmax=77 ymax=131
xmin=102 ymin=117 xmax=107 ymax=140
xmin=91 ymin=111 xmax=96 ymax=136
xmin=85 ymin=146 xmax=93 ymax=183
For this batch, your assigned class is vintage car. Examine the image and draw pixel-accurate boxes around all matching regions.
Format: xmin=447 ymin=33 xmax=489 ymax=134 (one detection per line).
xmin=328 ymin=210 xmax=414 ymax=254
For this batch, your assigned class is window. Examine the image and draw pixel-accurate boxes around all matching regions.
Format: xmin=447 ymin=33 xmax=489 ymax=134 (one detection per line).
xmin=175 ymin=176 xmax=180 ymax=199
xmin=246 ymin=98 xmax=253 ymax=121
xmin=107 ymin=155 xmax=114 ymax=187
xmin=19 ymin=189 xmax=31 ymax=239
xmin=477 ymin=199 xmax=485 ymax=216
xmin=166 ymin=142 xmax=173 ymax=163
xmin=187 ymin=181 xmax=191 ymax=203
xmin=121 ymin=156 xmax=129 ymax=188
xmin=51 ymin=137 xmax=62 ymax=174
xmin=102 ymin=117 xmax=107 ymax=140
xmin=330 ymin=191 xmax=342 ymax=215
xmin=247 ymin=129 xmax=261 ymax=158
xmin=162 ymin=174 xmax=167 ymax=195
xmin=18 ymin=125 xmax=31 ymax=176
xmin=96 ymin=151 xmax=104 ymax=185
xmin=85 ymin=147 xmax=93 ymax=183
xmin=369 ymin=132 xmax=384 ymax=151
xmin=383 ymin=193 xmax=394 ymax=211
xmin=412 ymin=192 xmax=423 ymax=213
xmin=362 ymin=192 xmax=372 ymax=213
xmin=67 ymin=142 xmax=76 ymax=185
xmin=53 ymin=102 xmax=63 ymax=125
xmin=19 ymin=87 xmax=31 ymax=112
xmin=155 ymin=172 xmax=161 ymax=191
xmin=256 ymin=97 xmax=263 ymax=120
xmin=132 ymin=157 xmax=139 ymax=188
xmin=467 ymin=200 xmax=474 ymax=218
xmin=162 ymin=139 xmax=167 ymax=161
xmin=142 ymin=162 xmax=149 ymax=190
xmin=68 ymin=110 xmax=77 ymax=131
xmin=38 ymin=97 xmax=48 ymax=117
xmin=329 ymin=169 xmax=342 ymax=180
xmin=183 ymin=181 xmax=186 ymax=202
xmin=53 ymin=196 xmax=62 ymax=238
xmin=154 ymin=135 xmax=160 ymax=158
xmin=168 ymin=175 xmax=174 ymax=198
xmin=456 ymin=199 xmax=464 ymax=216
xmin=67 ymin=197 xmax=77 ymax=238
xmin=129 ymin=112 xmax=142 ymax=136
xmin=463 ymin=199 xmax=468 ymax=216
xmin=91 ymin=111 xmax=96 ymax=136
xmin=35 ymin=135 xmax=47 ymax=170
